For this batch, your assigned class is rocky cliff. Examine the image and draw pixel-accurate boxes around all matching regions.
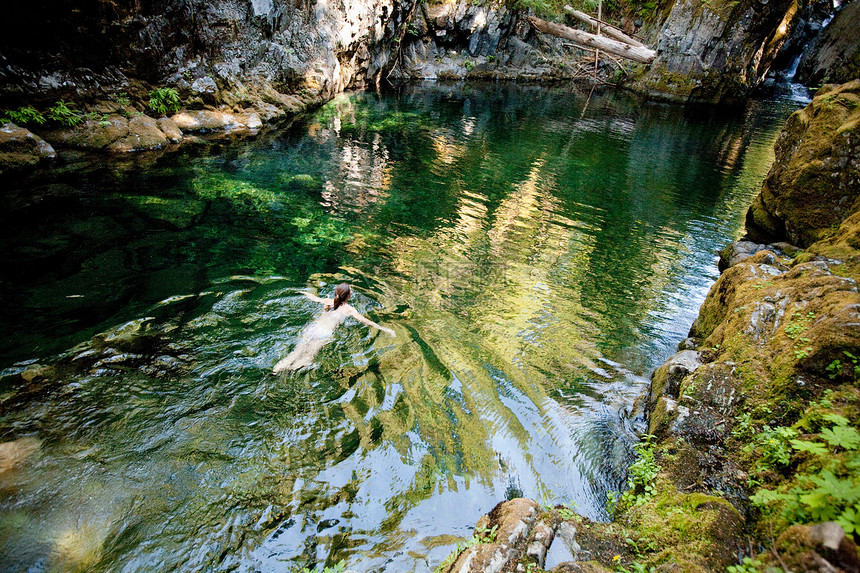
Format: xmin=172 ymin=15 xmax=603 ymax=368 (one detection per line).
xmin=0 ymin=0 xmax=415 ymax=105
xmin=631 ymin=0 xmax=798 ymax=103
xmin=746 ymin=80 xmax=860 ymax=247
xmin=796 ymin=0 xmax=860 ymax=88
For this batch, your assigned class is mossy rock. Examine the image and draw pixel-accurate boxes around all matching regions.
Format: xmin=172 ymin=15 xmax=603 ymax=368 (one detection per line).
xmin=745 ymin=80 xmax=860 ymax=248
xmin=623 ymin=482 xmax=744 ymax=570
xmin=286 ymin=173 xmax=323 ymax=192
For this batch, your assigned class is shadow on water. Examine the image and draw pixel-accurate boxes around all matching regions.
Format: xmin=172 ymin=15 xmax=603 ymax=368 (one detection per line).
xmin=0 ymin=82 xmax=802 ymax=572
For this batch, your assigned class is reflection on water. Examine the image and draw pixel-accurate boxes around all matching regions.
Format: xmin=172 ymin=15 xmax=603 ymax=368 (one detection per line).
xmin=0 ymin=83 xmax=799 ymax=572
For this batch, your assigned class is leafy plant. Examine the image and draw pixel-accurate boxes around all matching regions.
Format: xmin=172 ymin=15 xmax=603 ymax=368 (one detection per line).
xmin=751 ymin=415 xmax=860 ymax=535
xmin=475 ymin=524 xmax=498 ymax=543
xmin=148 ymin=87 xmax=181 ymax=116
xmin=112 ymin=92 xmax=131 ymax=106
xmin=48 ymin=100 xmax=83 ymax=126
xmin=558 ymin=501 xmax=577 ymax=520
xmin=613 ymin=435 xmax=660 ymax=510
xmin=745 ymin=425 xmax=798 ymax=468
xmin=727 ymin=557 xmax=765 ymax=573
xmin=2 ymin=105 xmax=46 ymax=126
xmin=826 ymin=351 xmax=860 ymax=381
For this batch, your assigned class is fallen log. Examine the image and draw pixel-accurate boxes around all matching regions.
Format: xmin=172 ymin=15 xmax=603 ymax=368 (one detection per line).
xmin=563 ymin=6 xmax=646 ymax=48
xmin=526 ymin=16 xmax=656 ymax=64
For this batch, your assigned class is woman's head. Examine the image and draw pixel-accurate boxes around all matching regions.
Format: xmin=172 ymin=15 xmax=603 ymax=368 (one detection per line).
xmin=332 ymin=283 xmax=351 ymax=310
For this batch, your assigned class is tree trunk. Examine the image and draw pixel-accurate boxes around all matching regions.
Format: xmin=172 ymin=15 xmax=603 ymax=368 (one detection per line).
xmin=563 ymin=6 xmax=646 ymax=48
xmin=526 ymin=16 xmax=656 ymax=63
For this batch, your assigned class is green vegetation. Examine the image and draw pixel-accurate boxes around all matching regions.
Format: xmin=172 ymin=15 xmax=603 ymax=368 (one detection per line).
xmin=112 ymin=92 xmax=131 ymax=106
xmin=148 ymin=87 xmax=182 ymax=116
xmin=727 ymin=557 xmax=767 ymax=573
xmin=619 ymin=435 xmax=660 ymax=508
xmin=48 ymin=100 xmax=84 ymax=126
xmin=0 ymin=105 xmax=46 ymax=126
xmin=750 ymin=412 xmax=860 ymax=535
xmin=300 ymin=561 xmax=346 ymax=573
xmin=432 ymin=524 xmax=499 ymax=573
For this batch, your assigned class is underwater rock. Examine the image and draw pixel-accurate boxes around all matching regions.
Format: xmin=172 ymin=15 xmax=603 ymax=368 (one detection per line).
xmin=0 ymin=123 xmax=56 ymax=175
xmin=0 ymin=436 xmax=41 ymax=476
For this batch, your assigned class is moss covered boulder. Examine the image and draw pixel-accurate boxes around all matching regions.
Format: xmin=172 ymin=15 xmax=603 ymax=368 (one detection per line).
xmin=45 ymin=113 xmax=176 ymax=152
xmin=746 ymin=80 xmax=860 ymax=247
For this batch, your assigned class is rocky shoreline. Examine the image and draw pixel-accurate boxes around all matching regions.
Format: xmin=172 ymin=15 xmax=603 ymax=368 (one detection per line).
xmin=430 ymin=80 xmax=860 ymax=573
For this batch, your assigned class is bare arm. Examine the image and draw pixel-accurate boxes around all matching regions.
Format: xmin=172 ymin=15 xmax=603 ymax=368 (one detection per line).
xmin=348 ymin=306 xmax=396 ymax=337
xmin=302 ymin=292 xmax=330 ymax=305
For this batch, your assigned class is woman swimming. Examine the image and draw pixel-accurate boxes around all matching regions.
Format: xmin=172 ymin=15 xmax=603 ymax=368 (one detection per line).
xmin=273 ymin=283 xmax=395 ymax=373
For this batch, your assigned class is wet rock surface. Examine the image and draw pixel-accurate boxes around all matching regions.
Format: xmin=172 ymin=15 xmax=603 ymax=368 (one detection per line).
xmin=795 ymin=1 xmax=860 ymax=87
xmin=0 ymin=123 xmax=56 ymax=174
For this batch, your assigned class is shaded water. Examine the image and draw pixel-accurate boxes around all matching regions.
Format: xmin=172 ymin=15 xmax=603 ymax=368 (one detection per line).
xmin=0 ymin=83 xmax=799 ymax=572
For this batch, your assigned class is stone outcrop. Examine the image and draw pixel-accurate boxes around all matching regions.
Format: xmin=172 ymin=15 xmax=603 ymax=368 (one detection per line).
xmin=0 ymin=0 xmax=416 ymax=104
xmin=632 ymin=0 xmax=797 ymax=103
xmin=746 ymin=80 xmax=860 ymax=248
xmin=0 ymin=123 xmax=56 ymax=174
xmin=45 ymin=114 xmax=178 ymax=152
xmin=795 ymin=0 xmax=860 ymax=87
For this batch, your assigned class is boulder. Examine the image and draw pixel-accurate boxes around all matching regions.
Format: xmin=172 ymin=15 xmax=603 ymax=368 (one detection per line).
xmin=649 ymin=349 xmax=702 ymax=405
xmin=0 ymin=123 xmax=56 ymax=174
xmin=775 ymin=522 xmax=860 ymax=573
xmin=108 ymin=115 xmax=169 ymax=152
xmin=157 ymin=117 xmax=183 ymax=143
xmin=170 ymin=109 xmax=253 ymax=132
xmin=745 ymin=80 xmax=860 ymax=248
xmin=45 ymin=113 xmax=174 ymax=152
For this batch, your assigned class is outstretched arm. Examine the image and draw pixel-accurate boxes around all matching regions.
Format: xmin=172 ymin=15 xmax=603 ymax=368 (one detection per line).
xmin=302 ymin=292 xmax=329 ymax=305
xmin=349 ymin=307 xmax=396 ymax=337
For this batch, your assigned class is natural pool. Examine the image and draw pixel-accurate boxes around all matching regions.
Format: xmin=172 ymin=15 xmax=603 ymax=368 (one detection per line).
xmin=0 ymin=83 xmax=800 ymax=572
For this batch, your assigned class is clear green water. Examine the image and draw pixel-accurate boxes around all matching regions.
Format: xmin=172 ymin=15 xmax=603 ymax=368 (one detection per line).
xmin=0 ymin=83 xmax=799 ymax=572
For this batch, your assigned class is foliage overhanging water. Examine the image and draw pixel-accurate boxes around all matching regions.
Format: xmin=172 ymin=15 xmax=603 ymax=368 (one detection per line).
xmin=0 ymin=83 xmax=800 ymax=572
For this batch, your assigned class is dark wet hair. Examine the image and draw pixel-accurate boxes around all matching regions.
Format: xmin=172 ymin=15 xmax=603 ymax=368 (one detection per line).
xmin=331 ymin=283 xmax=351 ymax=310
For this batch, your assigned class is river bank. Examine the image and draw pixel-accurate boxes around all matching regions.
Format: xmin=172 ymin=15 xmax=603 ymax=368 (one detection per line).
xmin=435 ymin=80 xmax=860 ymax=573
